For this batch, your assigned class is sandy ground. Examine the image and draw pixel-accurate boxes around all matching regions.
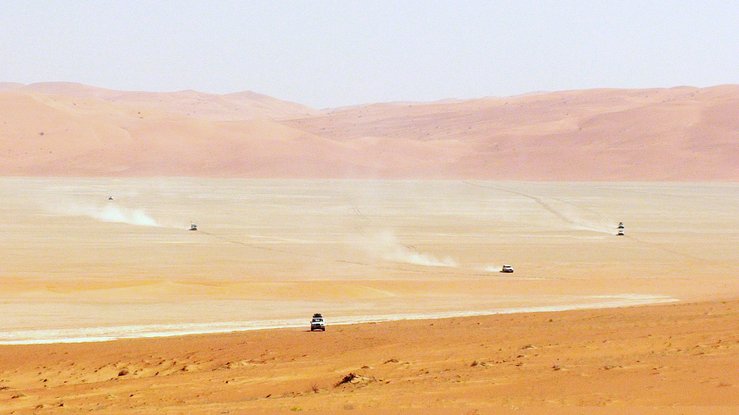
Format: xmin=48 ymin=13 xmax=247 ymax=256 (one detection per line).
xmin=1 ymin=179 xmax=737 ymax=342
xmin=0 ymin=299 xmax=737 ymax=414
xmin=0 ymin=179 xmax=737 ymax=412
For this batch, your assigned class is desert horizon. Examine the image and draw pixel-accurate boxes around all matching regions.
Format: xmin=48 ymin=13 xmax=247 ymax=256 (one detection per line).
xmin=1 ymin=82 xmax=737 ymax=180
xmin=1 ymin=84 xmax=737 ymax=412
xmin=2 ymin=1 xmax=737 ymax=412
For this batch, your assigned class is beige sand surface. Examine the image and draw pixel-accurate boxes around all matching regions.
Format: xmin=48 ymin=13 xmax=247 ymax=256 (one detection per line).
xmin=1 ymin=83 xmax=736 ymax=180
xmin=0 ymin=299 xmax=736 ymax=414
xmin=0 ymin=178 xmax=737 ymax=412
xmin=0 ymin=179 xmax=736 ymax=342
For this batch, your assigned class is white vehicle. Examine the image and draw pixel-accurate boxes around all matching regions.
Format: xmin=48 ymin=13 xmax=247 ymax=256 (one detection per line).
xmin=189 ymin=223 xmax=198 ymax=231
xmin=310 ymin=313 xmax=326 ymax=331
xmin=617 ymin=222 xmax=624 ymax=236
xmin=500 ymin=265 xmax=514 ymax=273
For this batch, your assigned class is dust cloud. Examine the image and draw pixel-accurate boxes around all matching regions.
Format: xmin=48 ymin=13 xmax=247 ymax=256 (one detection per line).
xmin=360 ymin=231 xmax=458 ymax=268
xmin=51 ymin=202 xmax=161 ymax=227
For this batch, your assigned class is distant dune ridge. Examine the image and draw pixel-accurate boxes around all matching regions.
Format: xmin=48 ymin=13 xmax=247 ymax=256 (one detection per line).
xmin=0 ymin=82 xmax=736 ymax=180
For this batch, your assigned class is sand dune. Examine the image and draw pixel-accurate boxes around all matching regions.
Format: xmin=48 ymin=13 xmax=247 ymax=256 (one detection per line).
xmin=1 ymin=83 xmax=736 ymax=179
xmin=287 ymin=85 xmax=739 ymax=180
xmin=19 ymin=82 xmax=316 ymax=120
xmin=0 ymin=90 xmax=347 ymax=176
xmin=0 ymin=82 xmax=23 ymax=92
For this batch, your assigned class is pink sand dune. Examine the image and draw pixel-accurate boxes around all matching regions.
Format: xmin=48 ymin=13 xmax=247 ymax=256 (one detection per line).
xmin=1 ymin=83 xmax=736 ymax=180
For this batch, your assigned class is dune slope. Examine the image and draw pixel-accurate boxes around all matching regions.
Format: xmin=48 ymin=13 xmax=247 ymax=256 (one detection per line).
xmin=0 ymin=83 xmax=737 ymax=179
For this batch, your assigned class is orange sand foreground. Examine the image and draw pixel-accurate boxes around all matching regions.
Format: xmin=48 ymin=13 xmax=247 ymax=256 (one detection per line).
xmin=0 ymin=179 xmax=737 ymax=412
xmin=1 ymin=299 xmax=737 ymax=414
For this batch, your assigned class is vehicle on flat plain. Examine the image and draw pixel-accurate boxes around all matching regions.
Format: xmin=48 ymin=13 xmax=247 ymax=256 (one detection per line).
xmin=310 ymin=313 xmax=326 ymax=331
xmin=500 ymin=265 xmax=514 ymax=273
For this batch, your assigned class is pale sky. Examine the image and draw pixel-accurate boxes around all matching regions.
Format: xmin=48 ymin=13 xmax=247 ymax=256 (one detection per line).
xmin=1 ymin=0 xmax=737 ymax=107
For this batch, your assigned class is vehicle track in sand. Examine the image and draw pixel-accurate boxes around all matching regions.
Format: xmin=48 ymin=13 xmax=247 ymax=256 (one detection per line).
xmin=463 ymin=181 xmax=715 ymax=263
xmin=463 ymin=181 xmax=606 ymax=230
xmin=197 ymin=229 xmax=431 ymax=274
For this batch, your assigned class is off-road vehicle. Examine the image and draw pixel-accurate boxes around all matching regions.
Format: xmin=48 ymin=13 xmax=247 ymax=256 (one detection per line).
xmin=310 ymin=313 xmax=325 ymax=331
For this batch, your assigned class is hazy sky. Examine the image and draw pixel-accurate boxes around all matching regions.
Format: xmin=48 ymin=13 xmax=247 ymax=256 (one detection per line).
xmin=1 ymin=0 xmax=737 ymax=107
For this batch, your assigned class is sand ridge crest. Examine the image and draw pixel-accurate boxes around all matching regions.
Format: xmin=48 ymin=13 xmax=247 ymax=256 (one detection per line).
xmin=1 ymin=83 xmax=737 ymax=180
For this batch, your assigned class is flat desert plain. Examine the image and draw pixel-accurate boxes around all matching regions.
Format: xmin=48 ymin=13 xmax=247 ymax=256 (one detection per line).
xmin=0 ymin=178 xmax=737 ymax=413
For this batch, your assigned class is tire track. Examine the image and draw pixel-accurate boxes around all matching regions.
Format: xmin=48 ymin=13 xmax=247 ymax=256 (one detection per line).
xmin=463 ymin=181 xmax=717 ymax=263
xmin=463 ymin=181 xmax=587 ymax=228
